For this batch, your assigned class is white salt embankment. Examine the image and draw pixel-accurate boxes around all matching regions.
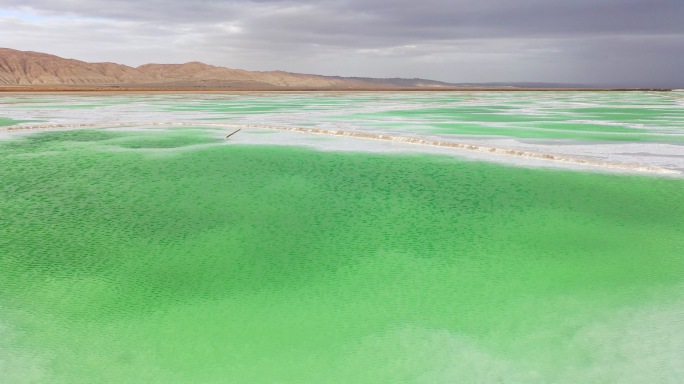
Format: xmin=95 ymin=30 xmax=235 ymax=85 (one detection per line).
xmin=2 ymin=121 xmax=681 ymax=176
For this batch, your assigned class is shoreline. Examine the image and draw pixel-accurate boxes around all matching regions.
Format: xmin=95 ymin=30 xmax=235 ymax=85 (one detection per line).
xmin=0 ymin=86 xmax=675 ymax=94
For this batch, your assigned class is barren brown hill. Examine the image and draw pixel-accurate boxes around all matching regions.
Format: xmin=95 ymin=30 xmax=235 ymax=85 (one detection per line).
xmin=0 ymin=48 xmax=454 ymax=89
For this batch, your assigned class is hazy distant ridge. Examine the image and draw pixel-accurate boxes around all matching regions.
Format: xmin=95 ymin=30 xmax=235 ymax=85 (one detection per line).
xmin=0 ymin=48 xmax=456 ymax=89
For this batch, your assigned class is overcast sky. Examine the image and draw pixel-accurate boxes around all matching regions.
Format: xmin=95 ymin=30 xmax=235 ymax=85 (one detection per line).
xmin=1 ymin=0 xmax=683 ymax=87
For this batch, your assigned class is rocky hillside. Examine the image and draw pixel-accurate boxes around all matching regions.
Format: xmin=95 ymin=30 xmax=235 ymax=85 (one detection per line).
xmin=0 ymin=48 xmax=453 ymax=89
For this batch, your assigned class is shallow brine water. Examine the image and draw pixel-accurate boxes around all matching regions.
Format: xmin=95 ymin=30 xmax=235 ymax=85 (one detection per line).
xmin=1 ymin=92 xmax=683 ymax=383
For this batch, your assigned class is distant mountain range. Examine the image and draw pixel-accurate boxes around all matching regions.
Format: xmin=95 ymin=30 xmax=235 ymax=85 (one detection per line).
xmin=0 ymin=48 xmax=614 ymax=90
xmin=0 ymin=48 xmax=463 ymax=89
xmin=5 ymin=48 xmax=656 ymax=90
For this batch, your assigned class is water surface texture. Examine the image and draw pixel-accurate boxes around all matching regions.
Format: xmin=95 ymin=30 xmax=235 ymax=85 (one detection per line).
xmin=3 ymin=91 xmax=684 ymax=173
xmin=1 ymin=92 xmax=684 ymax=383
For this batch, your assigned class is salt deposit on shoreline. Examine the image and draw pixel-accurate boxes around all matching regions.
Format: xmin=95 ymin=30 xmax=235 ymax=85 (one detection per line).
xmin=2 ymin=121 xmax=681 ymax=177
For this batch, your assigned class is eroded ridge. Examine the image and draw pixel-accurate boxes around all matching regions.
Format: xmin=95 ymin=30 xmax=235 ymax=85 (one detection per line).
xmin=3 ymin=121 xmax=680 ymax=175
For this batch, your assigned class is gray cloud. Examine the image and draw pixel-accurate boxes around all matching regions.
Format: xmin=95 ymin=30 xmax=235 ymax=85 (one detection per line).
xmin=0 ymin=0 xmax=682 ymax=86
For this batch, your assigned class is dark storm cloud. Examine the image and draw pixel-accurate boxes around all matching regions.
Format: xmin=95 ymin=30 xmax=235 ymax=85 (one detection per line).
xmin=4 ymin=0 xmax=682 ymax=36
xmin=1 ymin=0 xmax=682 ymax=86
xmin=352 ymin=0 xmax=684 ymax=36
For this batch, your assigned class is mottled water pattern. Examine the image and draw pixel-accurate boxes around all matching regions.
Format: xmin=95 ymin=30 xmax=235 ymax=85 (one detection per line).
xmin=1 ymin=93 xmax=684 ymax=383
xmin=2 ymin=91 xmax=684 ymax=173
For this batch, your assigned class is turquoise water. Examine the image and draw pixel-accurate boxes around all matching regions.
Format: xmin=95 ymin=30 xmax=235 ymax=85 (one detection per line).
xmin=3 ymin=92 xmax=684 ymax=141
xmin=1 ymin=92 xmax=684 ymax=383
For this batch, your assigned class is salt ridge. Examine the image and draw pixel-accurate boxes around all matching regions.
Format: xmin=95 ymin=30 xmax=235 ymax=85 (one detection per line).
xmin=2 ymin=121 xmax=680 ymax=176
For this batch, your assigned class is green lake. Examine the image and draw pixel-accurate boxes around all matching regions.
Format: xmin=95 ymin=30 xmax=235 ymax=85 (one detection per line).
xmin=1 ymin=92 xmax=683 ymax=383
